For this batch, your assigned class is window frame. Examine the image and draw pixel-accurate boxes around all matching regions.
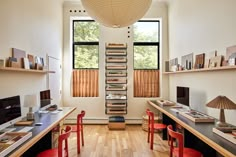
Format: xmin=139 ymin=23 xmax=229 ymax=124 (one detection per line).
xmin=133 ymin=20 xmax=160 ymax=70
xmin=72 ymin=19 xmax=99 ymax=69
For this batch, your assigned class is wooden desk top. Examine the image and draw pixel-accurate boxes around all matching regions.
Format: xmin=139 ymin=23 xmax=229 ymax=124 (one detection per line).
xmin=8 ymin=107 xmax=76 ymax=157
xmin=148 ymin=100 xmax=236 ymax=157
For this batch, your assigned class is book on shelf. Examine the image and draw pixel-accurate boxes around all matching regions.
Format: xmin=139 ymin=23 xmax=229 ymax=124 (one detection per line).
xmin=109 ymin=108 xmax=126 ymax=111
xmin=106 ymin=50 xmax=127 ymax=55
xmin=106 ymin=65 xmax=127 ymax=69
xmin=108 ymin=71 xmax=123 ymax=74
xmin=107 ymin=78 xmax=119 ymax=81
xmin=106 ymin=78 xmax=126 ymax=83
xmin=107 ymin=102 xmax=126 ymax=107
xmin=106 ymin=57 xmax=127 ymax=62
xmin=106 ymin=94 xmax=126 ymax=99
xmin=106 ymin=71 xmax=127 ymax=75
xmin=106 ymin=43 xmax=127 ymax=48
xmin=107 ymin=84 xmax=125 ymax=88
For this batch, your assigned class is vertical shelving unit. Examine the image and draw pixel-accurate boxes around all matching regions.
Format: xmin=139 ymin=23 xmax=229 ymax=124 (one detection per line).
xmin=105 ymin=43 xmax=127 ymax=129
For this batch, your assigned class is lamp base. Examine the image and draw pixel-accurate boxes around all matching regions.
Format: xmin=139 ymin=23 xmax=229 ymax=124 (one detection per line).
xmin=216 ymin=121 xmax=228 ymax=127
xmin=26 ymin=112 xmax=34 ymax=121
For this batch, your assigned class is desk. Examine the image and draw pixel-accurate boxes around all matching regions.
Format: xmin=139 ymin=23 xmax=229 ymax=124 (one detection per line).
xmin=148 ymin=100 xmax=236 ymax=157
xmin=8 ymin=107 xmax=76 ymax=157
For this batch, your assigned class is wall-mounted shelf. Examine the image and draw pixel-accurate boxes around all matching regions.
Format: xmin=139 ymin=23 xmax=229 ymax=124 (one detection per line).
xmin=163 ymin=66 xmax=236 ymax=74
xmin=105 ymin=43 xmax=128 ymax=115
xmin=105 ymin=43 xmax=127 ymax=130
xmin=0 ymin=67 xmax=55 ymax=73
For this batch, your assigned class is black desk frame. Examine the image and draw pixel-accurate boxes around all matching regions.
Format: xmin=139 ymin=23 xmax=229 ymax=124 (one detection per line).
xmin=148 ymin=100 xmax=236 ymax=157
xmin=8 ymin=107 xmax=76 ymax=157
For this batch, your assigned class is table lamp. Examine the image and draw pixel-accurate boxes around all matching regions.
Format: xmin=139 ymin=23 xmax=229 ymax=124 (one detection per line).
xmin=24 ymin=94 xmax=38 ymax=121
xmin=206 ymin=95 xmax=236 ymax=127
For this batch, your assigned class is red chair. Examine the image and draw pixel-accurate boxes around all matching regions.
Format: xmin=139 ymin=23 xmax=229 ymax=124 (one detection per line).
xmin=77 ymin=110 xmax=85 ymax=154
xmin=146 ymin=109 xmax=167 ymax=150
xmin=167 ymin=125 xmax=203 ymax=157
xmin=37 ymin=125 xmax=72 ymax=157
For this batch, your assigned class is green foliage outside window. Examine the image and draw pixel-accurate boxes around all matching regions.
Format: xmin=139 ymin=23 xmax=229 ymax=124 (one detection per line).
xmin=133 ymin=21 xmax=159 ymax=69
xmin=73 ymin=21 xmax=99 ymax=69
xmin=74 ymin=45 xmax=99 ymax=69
xmin=134 ymin=46 xmax=158 ymax=69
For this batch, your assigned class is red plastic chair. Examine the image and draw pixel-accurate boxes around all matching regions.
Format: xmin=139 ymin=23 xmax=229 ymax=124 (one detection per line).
xmin=77 ymin=110 xmax=85 ymax=154
xmin=146 ymin=109 xmax=167 ymax=150
xmin=167 ymin=125 xmax=203 ymax=157
xmin=37 ymin=125 xmax=72 ymax=157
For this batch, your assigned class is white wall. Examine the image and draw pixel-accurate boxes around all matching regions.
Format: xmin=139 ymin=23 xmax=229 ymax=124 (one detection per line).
xmin=168 ymin=0 xmax=236 ymax=125
xmin=63 ymin=1 xmax=169 ymax=123
xmin=0 ymin=0 xmax=63 ymax=116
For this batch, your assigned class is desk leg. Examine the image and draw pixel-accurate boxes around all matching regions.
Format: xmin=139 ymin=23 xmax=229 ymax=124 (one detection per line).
xmin=162 ymin=113 xmax=176 ymax=140
xmin=22 ymin=131 xmax=52 ymax=157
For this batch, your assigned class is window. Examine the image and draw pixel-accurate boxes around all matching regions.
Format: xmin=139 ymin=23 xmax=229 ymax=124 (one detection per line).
xmin=133 ymin=20 xmax=160 ymax=97
xmin=72 ymin=20 xmax=99 ymax=97
xmin=73 ymin=20 xmax=99 ymax=69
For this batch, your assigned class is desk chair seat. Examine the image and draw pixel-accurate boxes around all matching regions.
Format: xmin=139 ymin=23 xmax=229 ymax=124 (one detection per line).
xmin=146 ymin=109 xmax=167 ymax=150
xmin=167 ymin=125 xmax=203 ymax=157
xmin=77 ymin=110 xmax=85 ymax=154
xmin=37 ymin=126 xmax=72 ymax=157
xmin=37 ymin=149 xmax=67 ymax=157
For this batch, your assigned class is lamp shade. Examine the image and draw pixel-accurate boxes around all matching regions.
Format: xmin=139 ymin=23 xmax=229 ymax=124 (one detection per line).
xmin=24 ymin=94 xmax=38 ymax=107
xmin=206 ymin=96 xmax=236 ymax=109
xmin=81 ymin=0 xmax=152 ymax=28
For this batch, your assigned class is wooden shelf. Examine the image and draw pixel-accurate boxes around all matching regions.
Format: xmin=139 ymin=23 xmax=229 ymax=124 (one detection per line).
xmin=0 ymin=67 xmax=55 ymax=73
xmin=163 ymin=66 xmax=236 ymax=74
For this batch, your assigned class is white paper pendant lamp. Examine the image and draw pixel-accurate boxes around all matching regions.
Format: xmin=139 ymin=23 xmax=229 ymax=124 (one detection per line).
xmin=81 ymin=0 xmax=152 ymax=28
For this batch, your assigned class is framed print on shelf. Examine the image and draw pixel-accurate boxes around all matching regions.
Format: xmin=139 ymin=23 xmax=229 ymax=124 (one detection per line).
xmin=194 ymin=53 xmax=205 ymax=69
xmin=27 ymin=54 xmax=35 ymax=69
xmin=209 ymin=55 xmax=223 ymax=68
xmin=181 ymin=53 xmax=193 ymax=70
xmin=23 ymin=58 xmax=30 ymax=69
xmin=204 ymin=50 xmax=217 ymax=68
xmin=169 ymin=58 xmax=178 ymax=72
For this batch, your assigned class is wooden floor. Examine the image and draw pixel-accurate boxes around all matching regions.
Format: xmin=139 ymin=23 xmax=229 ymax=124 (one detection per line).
xmin=67 ymin=124 xmax=169 ymax=157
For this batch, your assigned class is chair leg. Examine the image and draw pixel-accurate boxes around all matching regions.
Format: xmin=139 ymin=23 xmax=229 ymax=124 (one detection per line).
xmin=77 ymin=126 xmax=80 ymax=154
xmin=150 ymin=128 xmax=154 ymax=150
xmin=147 ymin=128 xmax=150 ymax=143
xmin=81 ymin=126 xmax=84 ymax=146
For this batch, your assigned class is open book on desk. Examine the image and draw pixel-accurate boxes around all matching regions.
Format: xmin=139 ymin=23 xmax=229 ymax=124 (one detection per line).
xmin=156 ymin=99 xmax=176 ymax=106
xmin=179 ymin=110 xmax=215 ymax=123
xmin=0 ymin=132 xmax=32 ymax=157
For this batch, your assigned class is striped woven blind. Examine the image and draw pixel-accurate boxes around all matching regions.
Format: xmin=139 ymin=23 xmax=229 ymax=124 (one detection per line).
xmin=72 ymin=69 xmax=99 ymax=97
xmin=134 ymin=70 xmax=159 ymax=97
